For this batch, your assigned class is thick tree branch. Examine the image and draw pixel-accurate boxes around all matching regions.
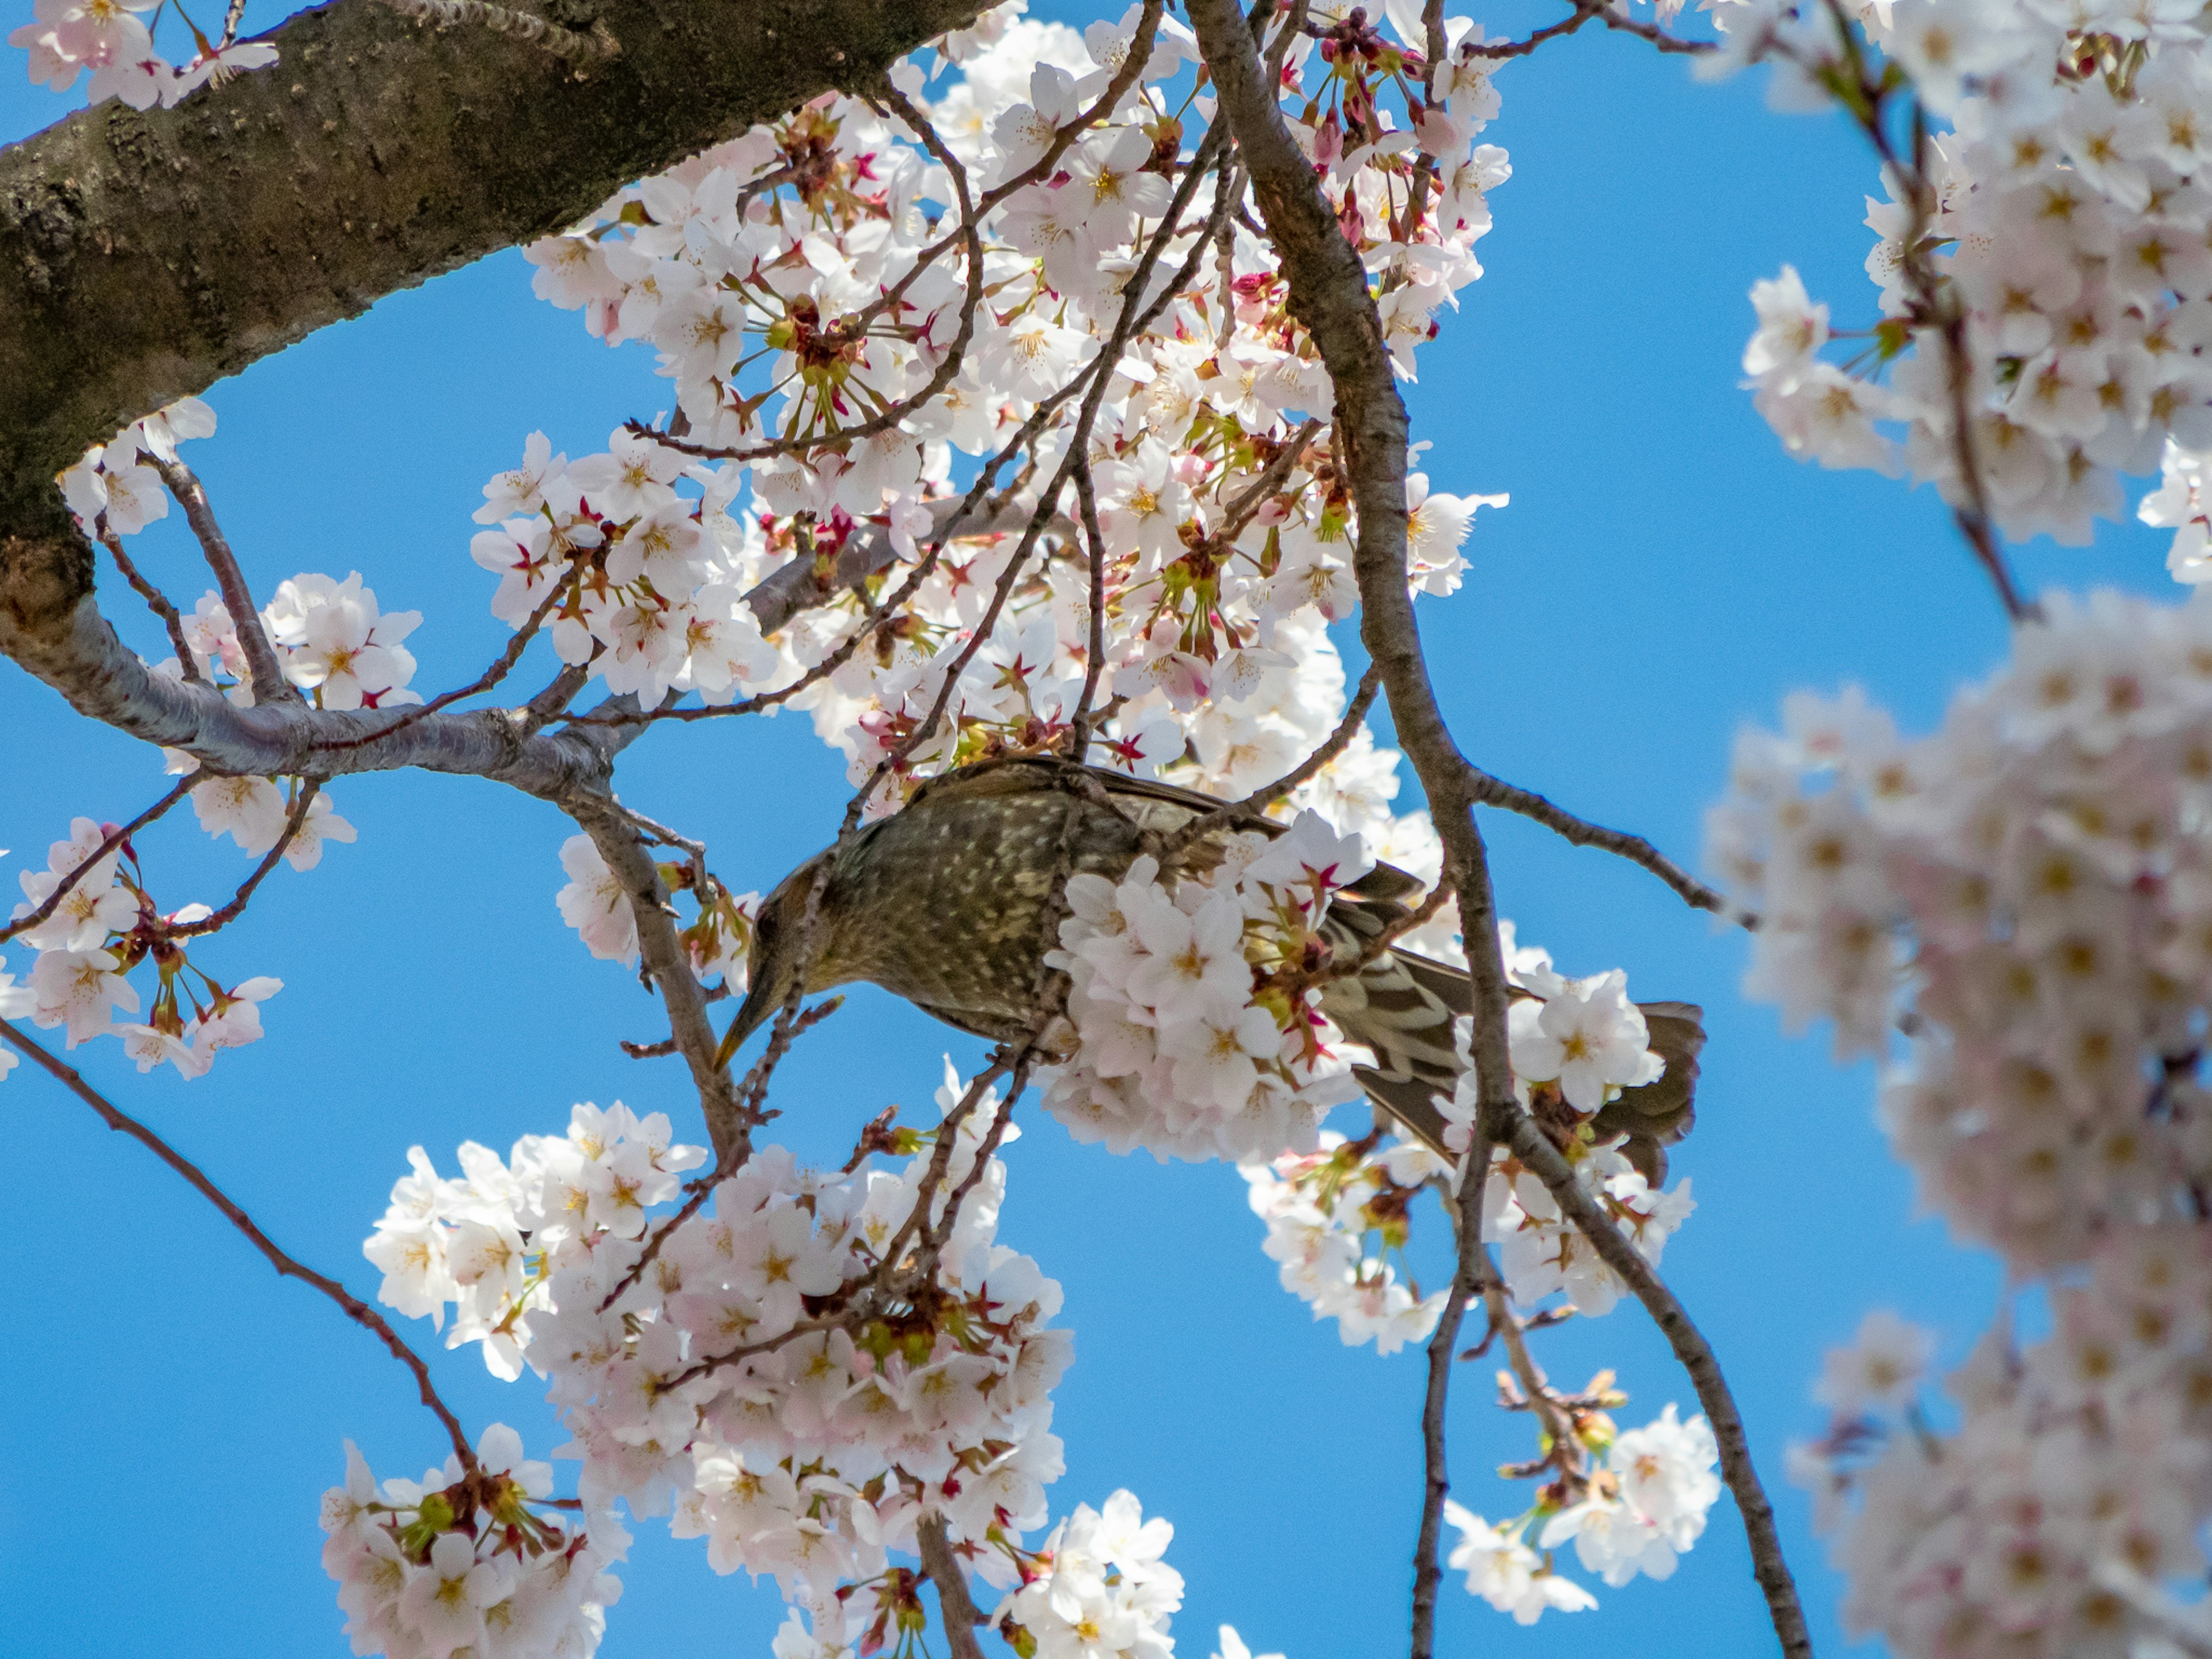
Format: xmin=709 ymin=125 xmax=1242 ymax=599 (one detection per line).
xmin=1187 ymin=3 xmax=1810 ymax=1653
xmin=0 ymin=0 xmax=982 ymax=521
xmin=1 ymin=0 xmax=982 ymax=745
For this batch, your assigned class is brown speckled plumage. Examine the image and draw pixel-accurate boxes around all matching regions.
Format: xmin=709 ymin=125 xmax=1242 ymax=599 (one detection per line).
xmin=729 ymin=759 xmax=1705 ymax=1176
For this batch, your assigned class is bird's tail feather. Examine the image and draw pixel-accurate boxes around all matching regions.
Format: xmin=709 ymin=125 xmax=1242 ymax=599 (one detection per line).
xmin=1319 ymin=900 xmax=1705 ymax=1182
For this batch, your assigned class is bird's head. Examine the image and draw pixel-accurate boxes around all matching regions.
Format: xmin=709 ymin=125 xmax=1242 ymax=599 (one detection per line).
xmin=715 ymin=851 xmax=835 ymax=1070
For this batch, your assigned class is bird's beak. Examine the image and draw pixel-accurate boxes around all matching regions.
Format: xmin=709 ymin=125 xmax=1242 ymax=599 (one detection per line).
xmin=713 ymin=974 xmax=777 ymax=1072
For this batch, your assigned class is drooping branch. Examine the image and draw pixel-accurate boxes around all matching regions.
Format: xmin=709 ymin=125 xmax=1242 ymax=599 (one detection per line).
xmin=565 ymin=794 xmax=753 ymax=1165
xmin=1186 ymin=3 xmax=1812 ymax=1653
xmin=1 ymin=1016 xmax=478 ymax=1471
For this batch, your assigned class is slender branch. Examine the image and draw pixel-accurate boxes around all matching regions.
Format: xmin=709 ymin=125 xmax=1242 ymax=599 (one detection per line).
xmin=169 ymin=782 xmax=319 ymax=937
xmin=1600 ymin=6 xmax=1714 ymax=53
xmin=0 ymin=1017 xmax=476 ymax=1470
xmin=1465 ymin=1 xmax=1603 ymax=59
xmin=565 ymin=798 xmax=752 ymax=1165
xmin=96 ymin=525 xmax=200 ymax=683
xmin=0 ymin=771 xmax=199 ymax=948
xmin=919 ymin=1514 xmax=990 ymax=1659
xmin=1465 ymin=767 xmax=1733 ymax=916
xmin=1411 ymin=1160 xmax=1490 ymax=1659
xmin=152 ymin=460 xmax=291 ymax=704
xmin=1158 ymin=660 xmax=1382 ymax=860
xmin=1068 ymin=454 xmax=1110 ymax=763
xmin=1465 ymin=0 xmax=1713 ymax=57
xmin=1188 ymin=3 xmax=1810 ymax=1653
xmin=313 ymin=568 xmax=577 ymax=752
xmin=1487 ymin=1098 xmax=1806 ymax=1650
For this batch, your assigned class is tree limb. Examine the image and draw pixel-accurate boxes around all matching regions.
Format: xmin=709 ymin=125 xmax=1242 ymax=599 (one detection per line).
xmin=1185 ymin=3 xmax=1811 ymax=1653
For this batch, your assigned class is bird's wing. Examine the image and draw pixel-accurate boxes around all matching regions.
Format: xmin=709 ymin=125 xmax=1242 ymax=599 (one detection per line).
xmin=925 ymin=757 xmax=1437 ymax=892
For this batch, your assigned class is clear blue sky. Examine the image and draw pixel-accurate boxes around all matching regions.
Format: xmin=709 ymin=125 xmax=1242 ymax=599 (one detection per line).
xmin=0 ymin=5 xmax=2175 ymax=1656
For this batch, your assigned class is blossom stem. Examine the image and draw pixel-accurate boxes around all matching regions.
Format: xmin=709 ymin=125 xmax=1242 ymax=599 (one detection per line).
xmin=168 ymin=781 xmax=319 ymax=937
xmin=0 ymin=770 xmax=200 ymax=948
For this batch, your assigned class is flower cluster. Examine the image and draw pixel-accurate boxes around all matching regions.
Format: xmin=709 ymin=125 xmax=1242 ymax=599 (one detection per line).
xmin=320 ymin=1425 xmax=626 ymax=1659
xmin=1442 ymin=1399 xmax=1722 ymax=1624
xmin=1790 ymin=1265 xmax=2212 ymax=1659
xmin=1707 ymin=589 xmax=2212 ymax=1267
xmin=1041 ymin=812 xmax=1378 ymax=1163
xmin=11 ymin=0 xmax=275 ymax=112
xmin=468 ymin=429 xmax=779 ymax=707
xmin=1722 ymin=0 xmax=2212 ymax=553
xmin=4 ymin=813 xmax=286 ymax=1078
xmin=363 ymin=1074 xmax=1073 ymax=1632
xmin=510 ymin=0 xmax=1505 ymax=849
xmin=994 ymin=1490 xmax=1184 ymax=1659
xmin=1241 ymin=1128 xmax=1451 ymax=1355
xmin=1713 ymin=593 xmax=2212 ymax=1654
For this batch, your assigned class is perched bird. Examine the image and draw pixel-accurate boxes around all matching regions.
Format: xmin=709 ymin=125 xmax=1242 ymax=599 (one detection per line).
xmin=724 ymin=759 xmax=1703 ymax=1177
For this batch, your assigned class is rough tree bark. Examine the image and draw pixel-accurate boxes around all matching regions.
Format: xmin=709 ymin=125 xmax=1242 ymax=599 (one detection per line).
xmin=0 ymin=0 xmax=979 ymax=726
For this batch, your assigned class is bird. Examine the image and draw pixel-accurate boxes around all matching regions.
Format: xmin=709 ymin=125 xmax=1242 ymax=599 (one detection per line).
xmin=721 ymin=757 xmax=1704 ymax=1179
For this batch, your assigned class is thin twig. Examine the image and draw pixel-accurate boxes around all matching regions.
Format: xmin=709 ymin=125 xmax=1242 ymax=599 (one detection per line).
xmin=1411 ymin=1159 xmax=1490 ymax=1659
xmin=153 ymin=460 xmax=291 ymax=704
xmin=566 ymin=800 xmax=752 ymax=1165
xmin=1158 ymin=660 xmax=1383 ymax=861
xmin=0 ymin=1017 xmax=478 ymax=1471
xmin=1465 ymin=768 xmax=1733 ymax=916
xmin=97 ymin=525 xmax=200 ymax=682
xmin=0 ymin=772 xmax=200 ymax=948
xmin=313 ymin=570 xmax=576 ymax=752
xmin=1465 ymin=0 xmax=1712 ymax=57
xmin=919 ymin=1514 xmax=990 ymax=1659
xmin=169 ymin=782 xmax=318 ymax=937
